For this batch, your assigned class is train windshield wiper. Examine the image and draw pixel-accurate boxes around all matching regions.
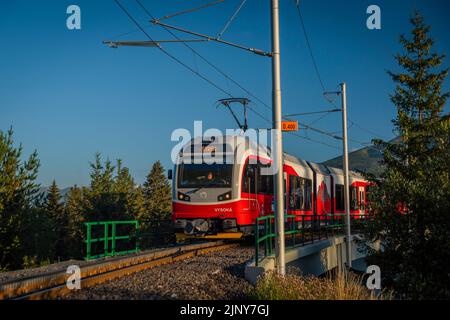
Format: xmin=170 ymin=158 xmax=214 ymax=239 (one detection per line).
xmin=186 ymin=180 xmax=215 ymax=194
xmin=186 ymin=186 xmax=204 ymax=194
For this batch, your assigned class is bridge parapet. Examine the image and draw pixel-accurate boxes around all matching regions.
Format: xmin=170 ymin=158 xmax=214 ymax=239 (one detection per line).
xmin=246 ymin=234 xmax=370 ymax=285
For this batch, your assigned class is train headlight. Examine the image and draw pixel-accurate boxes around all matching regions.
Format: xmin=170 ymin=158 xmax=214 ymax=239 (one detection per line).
xmin=223 ymin=219 xmax=237 ymax=232
xmin=178 ymin=192 xmax=190 ymax=202
xmin=175 ymin=219 xmax=187 ymax=229
xmin=218 ymin=191 xmax=232 ymax=201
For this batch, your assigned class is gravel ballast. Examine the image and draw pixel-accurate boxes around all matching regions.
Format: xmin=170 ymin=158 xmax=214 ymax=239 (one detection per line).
xmin=65 ymin=246 xmax=254 ymax=300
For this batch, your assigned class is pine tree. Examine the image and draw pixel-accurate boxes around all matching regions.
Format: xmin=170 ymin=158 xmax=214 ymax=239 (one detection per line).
xmin=0 ymin=127 xmax=41 ymax=270
xmin=44 ymin=180 xmax=66 ymax=260
xmin=143 ymin=161 xmax=172 ymax=221
xmin=361 ymin=12 xmax=450 ymax=299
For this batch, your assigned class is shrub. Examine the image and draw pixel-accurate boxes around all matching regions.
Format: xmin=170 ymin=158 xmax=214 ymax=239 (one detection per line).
xmin=247 ymin=269 xmax=391 ymax=300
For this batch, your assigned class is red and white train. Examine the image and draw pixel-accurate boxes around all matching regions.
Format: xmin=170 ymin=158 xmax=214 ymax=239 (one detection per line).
xmin=171 ymin=135 xmax=368 ymax=239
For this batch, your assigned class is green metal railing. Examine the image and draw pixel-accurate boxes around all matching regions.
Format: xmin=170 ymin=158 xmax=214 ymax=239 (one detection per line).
xmin=255 ymin=213 xmax=368 ymax=266
xmin=85 ymin=220 xmax=140 ymax=260
xmin=255 ymin=215 xmax=275 ymax=263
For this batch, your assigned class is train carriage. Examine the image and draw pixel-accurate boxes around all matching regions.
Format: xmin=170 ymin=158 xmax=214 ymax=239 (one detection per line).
xmin=327 ymin=167 xmax=367 ymax=217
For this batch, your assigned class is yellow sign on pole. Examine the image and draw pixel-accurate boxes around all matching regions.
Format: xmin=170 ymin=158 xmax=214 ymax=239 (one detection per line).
xmin=281 ymin=120 xmax=298 ymax=132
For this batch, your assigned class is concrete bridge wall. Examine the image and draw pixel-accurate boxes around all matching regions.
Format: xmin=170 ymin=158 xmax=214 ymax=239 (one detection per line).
xmin=245 ymin=235 xmax=370 ymax=285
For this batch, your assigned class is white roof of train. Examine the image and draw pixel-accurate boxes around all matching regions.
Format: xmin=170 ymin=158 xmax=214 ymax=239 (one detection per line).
xmin=182 ymin=135 xmax=365 ymax=179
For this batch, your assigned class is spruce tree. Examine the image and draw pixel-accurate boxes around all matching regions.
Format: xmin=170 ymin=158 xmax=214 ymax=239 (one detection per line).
xmin=361 ymin=12 xmax=450 ymax=299
xmin=143 ymin=161 xmax=172 ymax=221
xmin=65 ymin=185 xmax=87 ymax=259
xmin=113 ymin=159 xmax=136 ymax=220
xmin=0 ymin=127 xmax=41 ymax=270
xmin=131 ymin=186 xmax=146 ymax=221
xmin=87 ymin=153 xmax=116 ymax=221
xmin=44 ymin=180 xmax=66 ymax=260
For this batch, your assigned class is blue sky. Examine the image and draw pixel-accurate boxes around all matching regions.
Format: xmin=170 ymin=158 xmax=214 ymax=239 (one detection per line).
xmin=1 ymin=0 xmax=449 ymax=187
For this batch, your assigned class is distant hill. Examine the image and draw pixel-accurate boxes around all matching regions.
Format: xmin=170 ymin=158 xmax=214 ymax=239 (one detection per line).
xmin=323 ymin=115 xmax=449 ymax=175
xmin=322 ymin=137 xmax=400 ymax=176
xmin=322 ymin=146 xmax=384 ymax=176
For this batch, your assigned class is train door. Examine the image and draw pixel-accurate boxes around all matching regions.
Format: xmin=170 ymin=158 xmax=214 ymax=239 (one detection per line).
xmin=243 ymin=163 xmax=258 ymax=215
xmin=257 ymin=163 xmax=274 ymax=216
xmin=359 ymin=186 xmax=365 ymax=214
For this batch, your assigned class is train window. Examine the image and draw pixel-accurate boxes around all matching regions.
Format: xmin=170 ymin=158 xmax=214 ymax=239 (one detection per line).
xmin=243 ymin=163 xmax=257 ymax=194
xmin=289 ymin=176 xmax=312 ymax=211
xmin=350 ymin=187 xmax=358 ymax=211
xmin=305 ymin=179 xmax=312 ymax=211
xmin=178 ymin=163 xmax=233 ymax=188
xmin=359 ymin=189 xmax=365 ymax=210
xmin=258 ymin=165 xmax=273 ymax=195
xmin=289 ymin=176 xmax=304 ymax=210
xmin=335 ymin=184 xmax=344 ymax=211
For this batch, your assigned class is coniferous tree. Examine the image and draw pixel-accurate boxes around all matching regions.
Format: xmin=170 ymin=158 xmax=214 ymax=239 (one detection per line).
xmin=86 ymin=153 xmax=116 ymax=221
xmin=21 ymin=205 xmax=56 ymax=268
xmin=64 ymin=185 xmax=87 ymax=259
xmin=132 ymin=186 xmax=147 ymax=221
xmin=360 ymin=12 xmax=450 ymax=299
xmin=113 ymin=159 xmax=135 ymax=220
xmin=143 ymin=161 xmax=172 ymax=221
xmin=0 ymin=127 xmax=41 ymax=270
xmin=43 ymin=180 xmax=66 ymax=260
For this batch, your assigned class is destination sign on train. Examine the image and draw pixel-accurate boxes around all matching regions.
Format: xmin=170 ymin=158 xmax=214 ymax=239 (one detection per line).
xmin=202 ymin=145 xmax=216 ymax=153
xmin=281 ymin=121 xmax=299 ymax=132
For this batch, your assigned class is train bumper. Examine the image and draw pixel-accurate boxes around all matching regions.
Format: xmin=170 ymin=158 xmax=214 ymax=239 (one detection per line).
xmin=175 ymin=232 xmax=244 ymax=241
xmin=175 ymin=218 xmax=239 ymax=234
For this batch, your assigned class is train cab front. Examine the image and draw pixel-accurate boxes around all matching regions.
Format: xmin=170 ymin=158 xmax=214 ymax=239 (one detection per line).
xmin=172 ymin=162 xmax=246 ymax=240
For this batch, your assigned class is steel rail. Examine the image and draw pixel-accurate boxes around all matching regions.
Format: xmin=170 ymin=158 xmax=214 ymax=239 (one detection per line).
xmin=0 ymin=241 xmax=238 ymax=300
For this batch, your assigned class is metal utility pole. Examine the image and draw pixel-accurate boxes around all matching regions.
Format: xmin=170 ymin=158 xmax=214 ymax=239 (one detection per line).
xmin=340 ymin=82 xmax=352 ymax=269
xmin=271 ymin=0 xmax=285 ymax=276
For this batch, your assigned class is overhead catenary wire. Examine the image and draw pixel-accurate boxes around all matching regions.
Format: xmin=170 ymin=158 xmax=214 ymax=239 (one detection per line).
xmin=113 ymin=0 xmax=234 ymax=98
xmin=246 ymin=104 xmax=342 ymax=151
xmin=293 ymin=0 xmax=326 ymax=92
xmin=157 ymin=0 xmax=226 ymax=21
xmin=150 ymin=19 xmax=272 ymax=57
xmin=292 ymin=1 xmax=389 ymax=145
xmin=217 ymin=0 xmax=247 ymax=39
xmin=135 ymin=0 xmax=303 ymax=122
xmin=118 ymin=0 xmax=275 ymax=133
xmin=284 ymin=108 xmax=341 ymax=117
xmin=107 ymin=25 xmax=150 ymax=41
xmin=115 ymin=0 xmax=380 ymax=154
xmin=253 ymin=102 xmax=380 ymax=153
xmin=348 ymin=118 xmax=390 ymax=141
xmin=288 ymin=131 xmax=341 ymax=150
xmin=135 ymin=0 xmax=272 ymax=112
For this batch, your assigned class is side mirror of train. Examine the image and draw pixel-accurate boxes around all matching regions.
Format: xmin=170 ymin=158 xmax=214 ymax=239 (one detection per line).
xmin=167 ymin=169 xmax=173 ymax=180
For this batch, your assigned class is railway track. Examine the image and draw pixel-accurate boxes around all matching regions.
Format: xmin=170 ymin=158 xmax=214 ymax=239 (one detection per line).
xmin=0 ymin=241 xmax=240 ymax=300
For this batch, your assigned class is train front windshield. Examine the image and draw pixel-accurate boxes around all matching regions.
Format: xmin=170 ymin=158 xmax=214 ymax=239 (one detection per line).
xmin=178 ymin=164 xmax=233 ymax=188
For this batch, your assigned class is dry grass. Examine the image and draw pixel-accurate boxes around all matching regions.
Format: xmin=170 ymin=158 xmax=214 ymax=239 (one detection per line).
xmin=247 ymin=269 xmax=392 ymax=300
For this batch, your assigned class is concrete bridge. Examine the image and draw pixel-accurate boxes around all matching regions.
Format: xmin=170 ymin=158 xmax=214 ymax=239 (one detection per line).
xmin=245 ymin=235 xmax=374 ymax=284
